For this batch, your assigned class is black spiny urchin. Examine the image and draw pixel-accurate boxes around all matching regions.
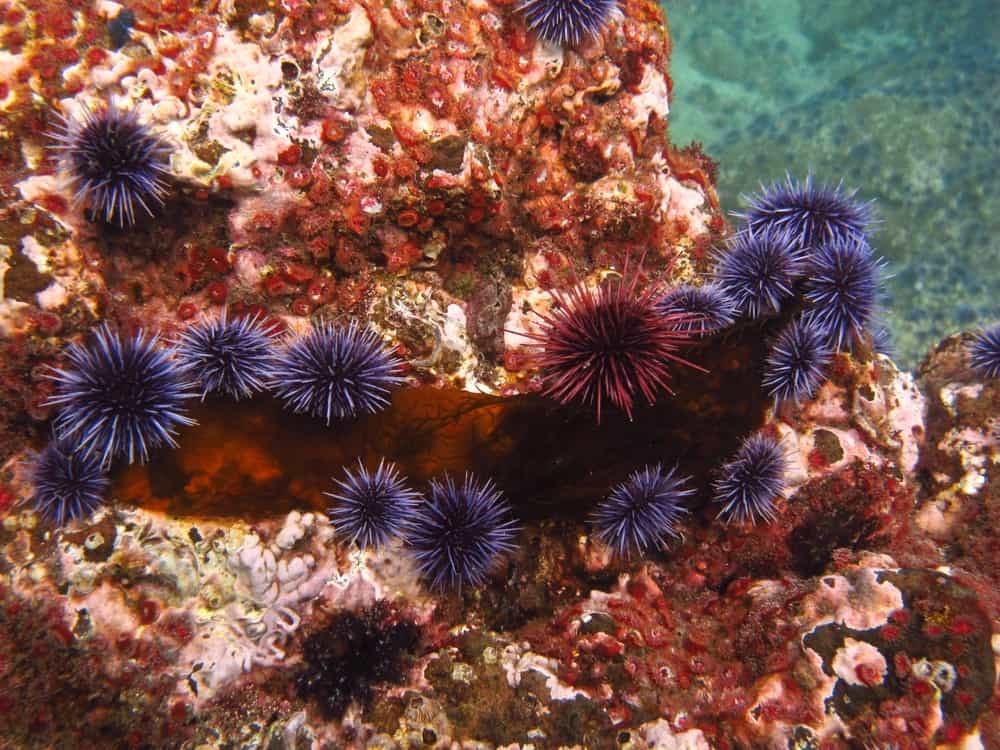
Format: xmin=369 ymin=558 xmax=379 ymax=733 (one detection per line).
xmin=658 ymin=283 xmax=737 ymax=335
xmin=30 ymin=441 xmax=109 ymax=525
xmin=715 ymin=225 xmax=805 ymax=320
xmin=736 ymin=174 xmax=875 ymax=252
xmin=518 ymin=260 xmax=698 ymax=422
xmin=45 ymin=324 xmax=195 ymax=467
xmin=296 ymin=602 xmax=420 ymax=719
xmin=175 ymin=312 xmax=276 ymax=400
xmin=405 ymin=473 xmax=520 ymax=590
xmin=270 ymin=321 xmax=404 ymax=426
xmin=969 ymin=323 xmax=1000 ymax=378
xmin=325 ymin=459 xmax=421 ymax=550
xmin=50 ymin=103 xmax=170 ymax=227
xmin=762 ymin=317 xmax=832 ymax=406
xmin=802 ymin=238 xmax=884 ymax=350
xmin=713 ymin=433 xmax=787 ymax=525
xmin=517 ymin=0 xmax=620 ymax=47
xmin=589 ymin=463 xmax=692 ymax=558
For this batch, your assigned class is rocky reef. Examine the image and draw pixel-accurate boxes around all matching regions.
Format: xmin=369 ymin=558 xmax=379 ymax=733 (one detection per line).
xmin=0 ymin=1 xmax=997 ymax=749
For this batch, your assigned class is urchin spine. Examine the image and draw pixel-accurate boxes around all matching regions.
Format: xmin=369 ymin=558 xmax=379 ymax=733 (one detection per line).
xmin=30 ymin=441 xmax=109 ymax=525
xmin=44 ymin=324 xmax=195 ymax=467
xmin=968 ymin=323 xmax=1000 ymax=378
xmin=270 ymin=321 xmax=405 ymax=425
xmin=762 ymin=317 xmax=833 ymax=405
xmin=50 ymin=103 xmax=171 ymax=227
xmin=518 ymin=261 xmax=697 ymax=422
xmin=589 ymin=463 xmax=692 ymax=558
xmin=405 ymin=473 xmax=520 ymax=590
xmin=517 ymin=0 xmax=620 ymax=46
xmin=175 ymin=312 xmax=276 ymax=400
xmin=715 ymin=225 xmax=805 ymax=320
xmin=325 ymin=459 xmax=421 ymax=550
xmin=713 ymin=433 xmax=787 ymax=525
xmin=802 ymin=238 xmax=884 ymax=350
xmin=736 ymin=173 xmax=875 ymax=252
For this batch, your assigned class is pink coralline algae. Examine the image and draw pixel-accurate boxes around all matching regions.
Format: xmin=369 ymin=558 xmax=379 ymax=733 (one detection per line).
xmin=0 ymin=1 xmax=998 ymax=749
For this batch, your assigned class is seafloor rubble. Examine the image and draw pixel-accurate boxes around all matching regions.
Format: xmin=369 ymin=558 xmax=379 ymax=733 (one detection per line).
xmin=0 ymin=1 xmax=997 ymax=749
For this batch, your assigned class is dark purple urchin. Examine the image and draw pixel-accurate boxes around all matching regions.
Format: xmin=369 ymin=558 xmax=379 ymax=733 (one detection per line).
xmin=29 ymin=441 xmax=109 ymax=525
xmin=325 ymin=459 xmax=421 ymax=550
xmin=736 ymin=174 xmax=875 ymax=252
xmin=589 ymin=463 xmax=692 ymax=558
xmin=269 ymin=321 xmax=404 ymax=426
xmin=658 ymin=283 xmax=737 ymax=335
xmin=296 ymin=602 xmax=420 ymax=719
xmin=968 ymin=323 xmax=1000 ymax=378
xmin=517 ymin=0 xmax=620 ymax=46
xmin=45 ymin=324 xmax=195 ymax=467
xmin=405 ymin=473 xmax=520 ymax=590
xmin=519 ymin=262 xmax=698 ymax=422
xmin=802 ymin=238 xmax=884 ymax=350
xmin=762 ymin=317 xmax=833 ymax=406
xmin=50 ymin=103 xmax=170 ymax=227
xmin=715 ymin=225 xmax=805 ymax=320
xmin=712 ymin=433 xmax=787 ymax=525
xmin=175 ymin=313 xmax=276 ymax=400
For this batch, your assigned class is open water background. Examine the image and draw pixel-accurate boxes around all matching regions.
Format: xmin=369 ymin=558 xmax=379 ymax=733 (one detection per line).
xmin=665 ymin=1 xmax=1000 ymax=368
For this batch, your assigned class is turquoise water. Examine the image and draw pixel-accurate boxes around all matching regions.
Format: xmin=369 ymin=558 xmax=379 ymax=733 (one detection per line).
xmin=666 ymin=0 xmax=1000 ymax=367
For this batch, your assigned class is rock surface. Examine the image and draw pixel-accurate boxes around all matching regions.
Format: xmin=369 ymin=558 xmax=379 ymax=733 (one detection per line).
xmin=0 ymin=2 xmax=997 ymax=750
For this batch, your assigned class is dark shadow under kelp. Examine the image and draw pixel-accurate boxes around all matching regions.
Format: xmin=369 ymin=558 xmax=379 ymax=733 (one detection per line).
xmin=110 ymin=324 xmax=772 ymax=523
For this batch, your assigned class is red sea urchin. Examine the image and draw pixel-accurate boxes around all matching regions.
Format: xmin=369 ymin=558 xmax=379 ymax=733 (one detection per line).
xmin=520 ymin=261 xmax=699 ymax=422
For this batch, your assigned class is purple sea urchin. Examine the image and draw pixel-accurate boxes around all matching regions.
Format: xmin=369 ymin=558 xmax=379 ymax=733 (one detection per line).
xmin=325 ymin=459 xmax=421 ymax=550
xmin=45 ymin=324 xmax=195 ymax=467
xmin=803 ymin=238 xmax=883 ymax=350
xmin=589 ymin=463 xmax=692 ymax=558
xmin=736 ymin=174 xmax=874 ymax=252
xmin=517 ymin=0 xmax=620 ymax=47
xmin=30 ymin=441 xmax=108 ymax=525
xmin=870 ymin=316 xmax=895 ymax=357
xmin=269 ymin=321 xmax=404 ymax=426
xmin=175 ymin=312 xmax=276 ymax=400
xmin=658 ymin=283 xmax=737 ymax=335
xmin=762 ymin=317 xmax=832 ymax=406
xmin=968 ymin=323 xmax=1000 ymax=378
xmin=50 ymin=103 xmax=170 ymax=227
xmin=405 ymin=473 xmax=519 ymax=590
xmin=519 ymin=261 xmax=697 ymax=422
xmin=715 ymin=225 xmax=805 ymax=320
xmin=713 ymin=433 xmax=787 ymax=525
